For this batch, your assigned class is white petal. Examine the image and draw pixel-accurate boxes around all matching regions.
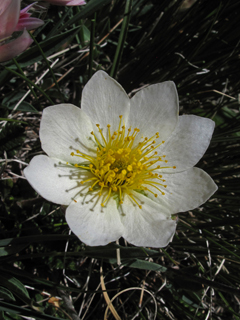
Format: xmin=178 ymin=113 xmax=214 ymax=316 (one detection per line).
xmin=40 ymin=104 xmax=95 ymax=163
xmin=149 ymin=167 xmax=218 ymax=213
xmin=66 ymin=193 xmax=124 ymax=246
xmin=121 ymin=193 xmax=176 ymax=247
xmin=128 ymin=81 xmax=179 ymax=141
xmin=24 ymin=155 xmax=90 ymax=205
xmin=81 ymin=71 xmax=130 ymax=131
xmin=160 ymin=115 xmax=215 ymax=173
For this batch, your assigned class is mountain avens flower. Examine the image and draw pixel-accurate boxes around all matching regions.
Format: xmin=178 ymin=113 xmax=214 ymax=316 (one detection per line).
xmin=24 ymin=71 xmax=217 ymax=247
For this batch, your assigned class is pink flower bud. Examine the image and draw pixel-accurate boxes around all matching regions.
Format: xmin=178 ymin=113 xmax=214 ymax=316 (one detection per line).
xmin=0 ymin=29 xmax=33 ymax=62
xmin=43 ymin=0 xmax=86 ymax=6
xmin=0 ymin=0 xmax=21 ymax=40
xmin=15 ymin=3 xmax=44 ymax=32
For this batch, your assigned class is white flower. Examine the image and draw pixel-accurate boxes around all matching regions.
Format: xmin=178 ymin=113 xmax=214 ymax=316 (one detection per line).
xmin=24 ymin=71 xmax=217 ymax=247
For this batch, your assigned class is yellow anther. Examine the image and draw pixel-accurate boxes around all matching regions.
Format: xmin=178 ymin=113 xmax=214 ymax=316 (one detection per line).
xmin=68 ymin=115 xmax=175 ymax=210
xmin=71 ymin=152 xmax=74 ymax=156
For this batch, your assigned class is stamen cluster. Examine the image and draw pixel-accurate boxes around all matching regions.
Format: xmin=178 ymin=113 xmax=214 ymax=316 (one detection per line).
xmin=71 ymin=116 xmax=176 ymax=208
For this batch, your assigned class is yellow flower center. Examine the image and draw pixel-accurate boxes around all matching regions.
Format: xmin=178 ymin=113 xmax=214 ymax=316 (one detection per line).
xmin=70 ymin=115 xmax=176 ymax=208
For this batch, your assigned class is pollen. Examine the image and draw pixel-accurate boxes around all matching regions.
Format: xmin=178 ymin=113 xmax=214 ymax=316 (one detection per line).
xmin=70 ymin=116 xmax=176 ymax=208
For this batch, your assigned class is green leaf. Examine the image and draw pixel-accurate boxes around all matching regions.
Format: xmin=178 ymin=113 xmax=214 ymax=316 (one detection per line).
xmin=83 ymin=243 xmax=159 ymax=259
xmin=122 ymin=258 xmax=167 ymax=272
xmin=0 ymin=244 xmax=27 ymax=257
xmin=0 ymin=275 xmax=30 ymax=300
xmin=110 ymin=0 xmax=133 ymax=78
xmin=82 ymin=25 xmax=91 ymax=43
xmin=0 ymin=274 xmax=41 ymax=311
xmin=0 ymin=301 xmax=65 ymax=320
xmin=4 ymin=27 xmax=81 ymax=68
xmin=0 ymin=118 xmax=27 ymax=124
xmin=0 ymin=287 xmax=15 ymax=302
xmin=2 ymin=89 xmax=37 ymax=112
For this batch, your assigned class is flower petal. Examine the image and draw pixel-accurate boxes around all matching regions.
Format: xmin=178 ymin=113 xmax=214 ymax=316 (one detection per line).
xmin=121 ymin=193 xmax=177 ymax=247
xmin=150 ymin=167 xmax=218 ymax=213
xmin=128 ymin=81 xmax=179 ymax=141
xmin=0 ymin=29 xmax=33 ymax=62
xmin=24 ymin=155 xmax=87 ymax=205
xmin=43 ymin=0 xmax=86 ymax=5
xmin=40 ymin=104 xmax=95 ymax=163
xmin=160 ymin=115 xmax=215 ymax=173
xmin=15 ymin=17 xmax=44 ymax=32
xmin=19 ymin=3 xmax=35 ymax=15
xmin=0 ymin=0 xmax=20 ymax=40
xmin=66 ymin=194 xmax=124 ymax=246
xmin=81 ymin=71 xmax=130 ymax=132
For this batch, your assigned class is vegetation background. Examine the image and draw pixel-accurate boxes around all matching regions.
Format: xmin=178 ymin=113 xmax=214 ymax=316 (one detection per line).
xmin=0 ymin=0 xmax=240 ymax=319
